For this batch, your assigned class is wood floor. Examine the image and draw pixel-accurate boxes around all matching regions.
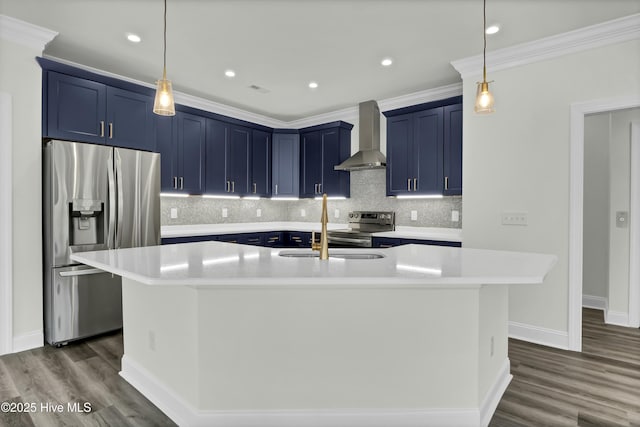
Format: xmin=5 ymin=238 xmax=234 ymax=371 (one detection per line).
xmin=0 ymin=331 xmax=176 ymax=427
xmin=491 ymin=308 xmax=640 ymax=426
xmin=0 ymin=309 xmax=637 ymax=426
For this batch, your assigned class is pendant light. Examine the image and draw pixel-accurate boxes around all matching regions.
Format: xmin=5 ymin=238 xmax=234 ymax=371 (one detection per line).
xmin=474 ymin=0 xmax=495 ymax=114
xmin=153 ymin=0 xmax=175 ymax=116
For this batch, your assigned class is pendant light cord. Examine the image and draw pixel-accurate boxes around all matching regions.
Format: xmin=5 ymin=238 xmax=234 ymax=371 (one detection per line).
xmin=163 ymin=0 xmax=167 ymax=79
xmin=482 ymin=0 xmax=487 ymax=83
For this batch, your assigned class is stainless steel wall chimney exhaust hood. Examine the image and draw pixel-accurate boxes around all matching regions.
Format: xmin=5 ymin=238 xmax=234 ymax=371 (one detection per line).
xmin=334 ymin=100 xmax=386 ymax=171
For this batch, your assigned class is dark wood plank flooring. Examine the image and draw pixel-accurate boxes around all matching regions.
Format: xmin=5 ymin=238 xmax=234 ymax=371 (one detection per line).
xmin=0 ymin=331 xmax=176 ymax=427
xmin=491 ymin=308 xmax=640 ymax=426
xmin=1 ymin=309 xmax=637 ymax=426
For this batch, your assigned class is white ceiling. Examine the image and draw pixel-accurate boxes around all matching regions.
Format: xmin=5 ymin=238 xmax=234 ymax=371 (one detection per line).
xmin=2 ymin=0 xmax=639 ymax=121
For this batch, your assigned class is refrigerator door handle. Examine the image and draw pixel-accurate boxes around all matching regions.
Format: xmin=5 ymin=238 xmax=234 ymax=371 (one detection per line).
xmin=59 ymin=268 xmax=105 ymax=277
xmin=115 ymin=150 xmax=124 ymax=249
xmin=107 ymin=150 xmax=116 ymax=249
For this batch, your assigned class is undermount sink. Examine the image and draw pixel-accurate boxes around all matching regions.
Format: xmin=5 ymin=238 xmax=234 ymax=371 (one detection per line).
xmin=278 ymin=250 xmax=385 ymax=260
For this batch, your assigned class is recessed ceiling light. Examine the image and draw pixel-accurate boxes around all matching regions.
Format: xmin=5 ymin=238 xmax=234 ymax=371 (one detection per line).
xmin=308 ymin=81 xmax=318 ymax=89
xmin=485 ymin=24 xmax=500 ymax=35
xmin=126 ymin=33 xmax=141 ymax=43
xmin=225 ymin=70 xmax=236 ymax=78
xmin=381 ymin=58 xmax=393 ymax=67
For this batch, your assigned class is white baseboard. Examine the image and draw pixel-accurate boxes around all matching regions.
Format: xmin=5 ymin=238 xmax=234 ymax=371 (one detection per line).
xmin=508 ymin=321 xmax=569 ymax=350
xmin=479 ymin=359 xmax=512 ymax=427
xmin=12 ymin=330 xmax=43 ymax=353
xmin=121 ymin=354 xmax=510 ymax=427
xmin=605 ymin=310 xmax=630 ymax=327
xmin=582 ymin=294 xmax=607 ymax=311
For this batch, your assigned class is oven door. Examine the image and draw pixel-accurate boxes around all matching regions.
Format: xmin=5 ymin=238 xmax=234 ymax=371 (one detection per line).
xmin=327 ymin=232 xmax=372 ymax=248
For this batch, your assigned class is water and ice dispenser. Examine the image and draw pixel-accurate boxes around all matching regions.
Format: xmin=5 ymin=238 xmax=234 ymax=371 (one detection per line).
xmin=69 ymin=199 xmax=105 ymax=246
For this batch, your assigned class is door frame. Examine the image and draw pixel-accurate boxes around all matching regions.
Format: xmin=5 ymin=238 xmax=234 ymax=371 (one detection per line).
xmin=569 ymin=95 xmax=640 ymax=351
xmin=0 ymin=92 xmax=13 ymax=355
xmin=629 ymin=121 xmax=640 ymax=328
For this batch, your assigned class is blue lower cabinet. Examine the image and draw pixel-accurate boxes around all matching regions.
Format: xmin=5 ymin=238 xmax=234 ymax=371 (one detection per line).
xmin=372 ymin=237 xmax=461 ymax=248
xmin=263 ymin=232 xmax=284 ymax=247
xmin=285 ymin=232 xmax=312 ymax=247
xmin=161 ymin=235 xmax=219 ymax=245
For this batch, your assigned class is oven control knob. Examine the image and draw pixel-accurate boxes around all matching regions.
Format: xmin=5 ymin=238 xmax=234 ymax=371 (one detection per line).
xmin=349 ymin=213 xmax=354 ymax=218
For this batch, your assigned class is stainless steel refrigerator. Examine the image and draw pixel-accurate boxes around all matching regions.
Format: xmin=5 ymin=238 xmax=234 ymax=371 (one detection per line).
xmin=43 ymin=139 xmax=160 ymax=346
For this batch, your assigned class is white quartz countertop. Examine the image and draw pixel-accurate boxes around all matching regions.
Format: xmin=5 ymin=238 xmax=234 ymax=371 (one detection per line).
xmin=161 ymin=222 xmax=462 ymax=242
xmin=71 ymin=242 xmax=555 ymax=289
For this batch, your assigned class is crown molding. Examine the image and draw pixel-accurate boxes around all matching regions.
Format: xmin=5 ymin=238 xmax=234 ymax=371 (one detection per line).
xmin=0 ymin=15 xmax=57 ymax=51
xmin=378 ymin=83 xmax=463 ymax=112
xmin=451 ymin=13 xmax=640 ymax=79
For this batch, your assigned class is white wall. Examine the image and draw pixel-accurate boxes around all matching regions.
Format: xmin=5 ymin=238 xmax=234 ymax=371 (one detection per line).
xmin=462 ymin=39 xmax=640 ymax=340
xmin=608 ymin=107 xmax=640 ymax=316
xmin=0 ymin=36 xmax=47 ymax=349
xmin=583 ymin=113 xmax=610 ymax=300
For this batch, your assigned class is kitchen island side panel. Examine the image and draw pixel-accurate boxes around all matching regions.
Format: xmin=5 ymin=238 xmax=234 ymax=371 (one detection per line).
xmin=121 ymin=278 xmax=200 ymax=408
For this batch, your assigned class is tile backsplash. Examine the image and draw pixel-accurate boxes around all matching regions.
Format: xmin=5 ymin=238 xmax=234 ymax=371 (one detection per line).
xmin=161 ymin=169 xmax=462 ymax=228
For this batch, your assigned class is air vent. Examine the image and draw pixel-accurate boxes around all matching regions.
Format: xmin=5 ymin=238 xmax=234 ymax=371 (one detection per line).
xmin=248 ymin=84 xmax=270 ymax=94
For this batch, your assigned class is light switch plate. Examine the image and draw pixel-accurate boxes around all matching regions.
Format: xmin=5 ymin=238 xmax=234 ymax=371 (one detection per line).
xmin=411 ymin=210 xmax=418 ymax=221
xmin=334 ymin=209 xmax=340 ymax=219
xmin=616 ymin=211 xmax=628 ymax=228
xmin=222 ymin=208 xmax=228 ymax=218
xmin=502 ymin=211 xmax=528 ymax=226
xmin=300 ymin=209 xmax=306 ymax=217
xmin=170 ymin=208 xmax=178 ymax=219
xmin=256 ymin=208 xmax=262 ymax=217
xmin=451 ymin=210 xmax=460 ymax=222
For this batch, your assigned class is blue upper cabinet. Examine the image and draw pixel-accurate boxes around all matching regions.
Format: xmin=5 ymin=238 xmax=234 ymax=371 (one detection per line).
xmin=251 ymin=130 xmax=271 ymax=197
xmin=272 ymin=132 xmax=300 ymax=198
xmin=443 ymin=103 xmax=463 ymax=196
xmin=46 ymin=72 xmax=106 ymax=144
xmin=205 ymin=118 xmax=228 ymax=194
xmin=384 ymin=96 xmax=462 ymax=196
xmin=226 ymin=125 xmax=251 ymax=195
xmin=158 ymin=111 xmax=205 ymax=194
xmin=45 ymin=71 xmax=154 ymax=151
xmin=105 ymin=87 xmax=154 ymax=151
xmin=299 ymin=121 xmax=352 ymax=198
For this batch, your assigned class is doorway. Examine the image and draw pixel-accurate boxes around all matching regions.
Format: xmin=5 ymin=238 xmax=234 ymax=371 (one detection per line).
xmin=570 ymin=97 xmax=640 ymax=352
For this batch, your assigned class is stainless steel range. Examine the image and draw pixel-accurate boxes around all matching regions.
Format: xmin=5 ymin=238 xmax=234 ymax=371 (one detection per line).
xmin=327 ymin=211 xmax=395 ymax=248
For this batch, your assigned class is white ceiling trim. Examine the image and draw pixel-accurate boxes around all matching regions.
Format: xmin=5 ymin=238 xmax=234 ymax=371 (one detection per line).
xmin=377 ymin=83 xmax=463 ymax=113
xmin=451 ymin=13 xmax=640 ymax=79
xmin=0 ymin=15 xmax=57 ymax=51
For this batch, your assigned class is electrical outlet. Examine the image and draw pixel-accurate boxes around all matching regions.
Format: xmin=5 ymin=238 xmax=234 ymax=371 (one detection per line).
xmin=148 ymin=330 xmax=156 ymax=351
xmin=300 ymin=209 xmax=306 ymax=217
xmin=170 ymin=208 xmax=178 ymax=219
xmin=501 ymin=211 xmax=528 ymax=226
xmin=451 ymin=210 xmax=459 ymax=222
xmin=334 ymin=209 xmax=340 ymax=219
xmin=616 ymin=211 xmax=628 ymax=228
xmin=222 ymin=208 xmax=228 ymax=218
xmin=411 ymin=210 xmax=418 ymax=221
xmin=256 ymin=208 xmax=262 ymax=218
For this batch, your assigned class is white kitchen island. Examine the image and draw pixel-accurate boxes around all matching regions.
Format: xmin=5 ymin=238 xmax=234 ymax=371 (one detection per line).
xmin=71 ymin=242 xmax=555 ymax=427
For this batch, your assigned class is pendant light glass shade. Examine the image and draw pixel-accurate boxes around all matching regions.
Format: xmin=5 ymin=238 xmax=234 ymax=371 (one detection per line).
xmin=474 ymin=0 xmax=495 ymax=115
xmin=474 ymin=80 xmax=494 ymax=114
xmin=153 ymin=0 xmax=175 ymax=116
xmin=153 ymin=73 xmax=175 ymax=116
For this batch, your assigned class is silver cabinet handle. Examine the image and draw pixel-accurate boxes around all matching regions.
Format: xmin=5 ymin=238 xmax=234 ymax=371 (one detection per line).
xmin=59 ymin=268 xmax=104 ymax=277
xmin=109 ymin=123 xmax=114 ymax=139
xmin=275 ymin=184 xmax=279 ymax=195
xmin=100 ymin=121 xmax=105 ymax=138
xmin=445 ymin=176 xmax=449 ymax=190
xmin=231 ymin=181 xmax=235 ymax=193
xmin=253 ymin=183 xmax=257 ymax=194
xmin=179 ymin=177 xmax=184 ymax=190
xmin=319 ymin=183 xmax=322 ymax=194
xmin=226 ymin=181 xmax=231 ymax=192
xmin=173 ymin=176 xmax=178 ymax=189
xmin=414 ymin=178 xmax=417 ymax=191
xmin=407 ymin=178 xmax=411 ymax=191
